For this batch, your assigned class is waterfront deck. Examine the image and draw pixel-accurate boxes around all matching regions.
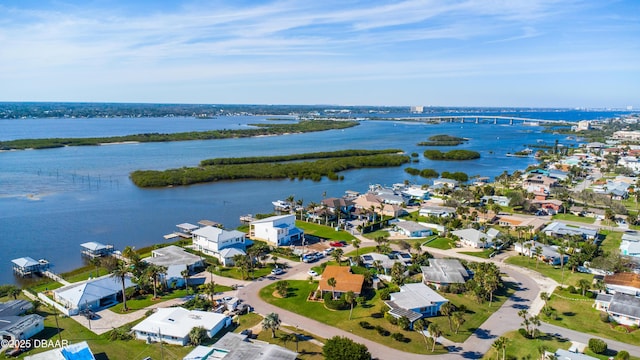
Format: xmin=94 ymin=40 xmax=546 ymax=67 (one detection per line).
xmin=12 ymin=257 xmax=49 ymax=277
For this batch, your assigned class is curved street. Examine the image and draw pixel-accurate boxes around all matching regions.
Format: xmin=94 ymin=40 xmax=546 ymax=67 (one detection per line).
xmin=238 ymin=237 xmax=640 ymax=359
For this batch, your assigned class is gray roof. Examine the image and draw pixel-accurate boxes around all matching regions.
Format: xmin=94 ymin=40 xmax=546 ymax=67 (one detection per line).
xmin=54 ymin=276 xmax=134 ymax=308
xmin=196 ymin=332 xmax=298 ymax=360
xmin=177 ymin=223 xmax=199 ymax=231
xmin=608 ymin=292 xmax=640 ymax=320
xmin=219 ymin=248 xmax=246 ymax=258
xmin=421 ymin=259 xmax=468 ymax=284
xmin=0 ymin=300 xmax=33 ymax=317
xmin=146 ymin=245 xmax=202 ymax=267
xmin=192 ymin=226 xmax=245 ymax=242
xmin=386 ymin=301 xmax=423 ymax=322
xmin=543 ymin=222 xmax=598 ymax=238
xmin=555 ymin=349 xmax=598 ymax=360
xmin=11 ymin=257 xmax=39 ymax=268
xmin=595 ymin=293 xmax=613 ymax=303
xmin=80 ymin=242 xmax=109 ymax=251
xmin=395 ymin=221 xmax=429 ymax=233
xmin=387 ymin=283 xmax=447 ymax=310
xmin=622 ymin=232 xmax=640 ymax=242
xmin=0 ymin=314 xmax=43 ymax=337
xmin=451 ymin=228 xmax=490 ymax=245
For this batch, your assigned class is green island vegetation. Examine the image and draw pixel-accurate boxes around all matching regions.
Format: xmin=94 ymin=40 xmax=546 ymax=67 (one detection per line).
xmin=404 ymin=167 xmax=439 ymax=178
xmin=200 ymin=149 xmax=402 ymax=165
xmin=423 ymin=149 xmax=480 ymax=160
xmin=441 ymin=171 xmax=469 ymax=182
xmin=130 ymin=150 xmax=410 ymax=187
xmin=418 ymin=134 xmax=468 ymax=146
xmin=0 ymin=120 xmax=358 ymax=150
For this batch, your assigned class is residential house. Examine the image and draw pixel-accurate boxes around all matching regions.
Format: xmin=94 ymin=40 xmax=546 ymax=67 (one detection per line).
xmin=604 ymin=272 xmax=640 ymax=296
xmin=514 ymin=241 xmax=568 ymax=265
xmin=530 ymin=199 xmax=563 ymax=214
xmin=0 ymin=300 xmax=43 ymax=344
xmin=176 ymin=223 xmax=200 ymax=235
xmin=432 ymin=178 xmax=459 ymax=189
xmin=395 ymin=221 xmax=432 ymax=238
xmin=496 ymin=215 xmax=547 ymax=232
xmin=421 ymin=259 xmax=469 ymax=288
xmin=480 ymin=196 xmax=510 ymax=207
xmin=460 ymin=208 xmax=498 ymax=223
xmin=321 ymin=197 xmax=355 ymax=218
xmin=11 ymin=257 xmax=48 ymax=277
xmin=400 ymin=185 xmax=430 ymax=201
xmin=543 ymin=222 xmax=598 ymax=240
xmin=132 ymin=307 xmax=231 ymax=346
xmin=183 ymin=332 xmax=297 ymax=360
xmin=360 ymin=252 xmax=412 ymax=275
xmin=24 ymin=341 xmax=96 ymax=360
xmin=419 ymin=205 xmax=456 ymax=218
xmin=451 ymin=228 xmax=496 ymax=248
xmin=385 ymin=283 xmax=448 ymax=326
xmin=373 ymin=188 xmax=405 ymax=206
xmin=192 ymin=226 xmax=247 ymax=266
xmin=53 ymin=275 xmax=134 ymax=315
xmin=545 ymin=349 xmax=598 ymax=360
xmin=523 ymin=174 xmax=558 ymax=193
xmin=595 ymin=292 xmax=640 ymax=326
xmin=620 ymin=232 xmax=640 ymax=258
xmin=249 ymin=214 xmax=303 ymax=246
xmin=318 ymin=266 xmax=364 ymax=299
xmin=618 ymin=156 xmax=640 ymax=173
xmin=144 ymin=245 xmax=204 ymax=288
xmin=613 ymin=130 xmax=640 ymax=141
xmin=569 ymin=206 xmax=606 ymax=220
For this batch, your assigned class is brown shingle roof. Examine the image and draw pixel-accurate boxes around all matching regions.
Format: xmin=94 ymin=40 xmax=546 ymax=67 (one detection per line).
xmin=605 ymin=272 xmax=640 ymax=289
xmin=318 ymin=266 xmax=364 ymax=295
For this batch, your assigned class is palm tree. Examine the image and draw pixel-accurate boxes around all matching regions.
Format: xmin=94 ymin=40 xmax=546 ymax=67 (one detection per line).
xmin=327 ymin=277 xmax=337 ymax=299
xmin=89 ymin=257 xmax=101 ymax=278
xmin=539 ymin=292 xmax=549 ymax=306
xmin=413 ymin=241 xmax=422 ymax=255
xmin=122 ymin=246 xmax=136 ymax=261
xmin=7 ymin=286 xmax=21 ymax=300
xmin=262 ymin=312 xmax=281 ymax=338
xmin=484 ymin=274 xmax=500 ymax=306
xmin=280 ymin=332 xmax=297 ymax=350
xmin=181 ymin=268 xmax=190 ymax=289
xmin=492 ymin=336 xmax=509 ymax=360
xmin=189 ymin=326 xmax=207 ymax=346
xmin=202 ymin=281 xmax=216 ymax=302
xmin=440 ymin=302 xmax=454 ymax=331
xmin=332 ymin=248 xmax=344 ymax=266
xmin=534 ymin=246 xmax=542 ymax=268
xmin=524 ymin=242 xmax=533 ymax=263
xmin=276 ymin=281 xmax=289 ymax=298
xmin=352 ymin=238 xmax=361 ymax=257
xmin=296 ymin=198 xmax=304 ymax=220
xmin=207 ymin=264 xmax=216 ymax=283
xmin=427 ymin=322 xmax=442 ymax=352
xmin=413 ymin=319 xmax=429 ymax=346
xmin=345 ymin=290 xmax=356 ymax=320
xmin=271 ymin=255 xmax=279 ymax=268
xmin=577 ymin=279 xmax=591 ymax=296
xmin=558 ymin=245 xmax=567 ymax=285
xmin=452 ymin=311 xmax=465 ymax=334
xmin=110 ymin=261 xmax=129 ymax=311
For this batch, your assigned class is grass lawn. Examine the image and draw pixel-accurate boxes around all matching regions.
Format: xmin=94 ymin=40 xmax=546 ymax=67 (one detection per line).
xmin=423 ymin=237 xmax=455 ymax=250
xmin=233 ymin=312 xmax=263 ymax=333
xmin=63 ymin=266 xmax=112 ymax=283
xmin=296 ymin=221 xmax=355 ymax=241
xmin=599 ymin=230 xmax=623 ymax=255
xmin=344 ymin=246 xmax=377 ymax=258
xmin=481 ymin=330 xmax=573 ymax=360
xmin=546 ymin=288 xmax=640 ymax=346
xmin=108 ymin=287 xmax=237 ymax=314
xmin=20 ymin=307 xmax=192 ymax=360
xmin=459 ymin=249 xmax=494 ymax=259
xmin=256 ymin=329 xmax=324 ymax=359
xmin=213 ymin=264 xmax=276 ymax=281
xmin=28 ymin=279 xmax=63 ymax=294
xmin=362 ymin=230 xmax=390 ymax=240
xmin=552 ymin=213 xmax=595 ymax=224
xmin=505 ymin=255 xmax=593 ymax=286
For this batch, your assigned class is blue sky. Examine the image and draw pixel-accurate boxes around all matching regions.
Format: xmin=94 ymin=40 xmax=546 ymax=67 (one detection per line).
xmin=1 ymin=0 xmax=639 ymax=107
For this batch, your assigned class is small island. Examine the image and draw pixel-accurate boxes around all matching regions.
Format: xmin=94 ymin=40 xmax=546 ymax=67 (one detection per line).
xmin=131 ymin=149 xmax=410 ymax=187
xmin=404 ymin=167 xmax=439 ymax=178
xmin=423 ymin=149 xmax=481 ymax=160
xmin=0 ymin=120 xmax=358 ymax=150
xmin=418 ymin=134 xmax=468 ymax=146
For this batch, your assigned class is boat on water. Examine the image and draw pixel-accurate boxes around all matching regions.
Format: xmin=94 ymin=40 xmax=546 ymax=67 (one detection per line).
xmin=272 ymin=200 xmax=292 ymax=211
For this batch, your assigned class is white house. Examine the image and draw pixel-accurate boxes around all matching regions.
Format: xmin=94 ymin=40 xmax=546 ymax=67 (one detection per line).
xmin=53 ymin=275 xmax=134 ymax=314
xmin=421 ymin=259 xmax=469 ymax=288
xmin=451 ymin=228 xmax=495 ymax=248
xmin=24 ymin=341 xmax=96 ymax=360
xmin=0 ymin=300 xmax=44 ymax=343
xmin=542 ymin=222 xmax=598 ymax=240
xmin=184 ymin=332 xmax=297 ymax=360
xmin=132 ymin=307 xmax=231 ymax=346
xmin=419 ymin=205 xmax=456 ymax=218
xmin=395 ymin=221 xmax=432 ymax=238
xmin=249 ymin=214 xmax=303 ymax=246
xmin=385 ymin=283 xmax=448 ymax=325
xmin=595 ymin=293 xmax=640 ymax=326
xmin=144 ymin=245 xmax=204 ymax=288
xmin=192 ymin=226 xmax=247 ymax=266
xmin=480 ymin=195 xmax=510 ymax=206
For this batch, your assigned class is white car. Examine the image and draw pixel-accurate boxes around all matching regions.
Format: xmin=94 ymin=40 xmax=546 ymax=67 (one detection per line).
xmin=271 ymin=268 xmax=284 ymax=275
xmin=307 ymin=270 xmax=318 ymax=277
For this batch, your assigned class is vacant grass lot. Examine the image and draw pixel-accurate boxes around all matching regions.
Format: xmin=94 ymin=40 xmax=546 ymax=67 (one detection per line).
xmin=546 ymin=288 xmax=640 ymax=346
xmin=599 ymin=230 xmax=623 ymax=255
xmin=459 ymin=249 xmax=494 ymax=259
xmin=296 ymin=221 xmax=356 ymax=241
xmin=423 ymin=237 xmax=455 ymax=250
xmin=552 ymin=213 xmax=595 ymax=224
xmin=505 ymin=255 xmax=593 ymax=286
xmin=481 ymin=330 xmax=571 ymax=360
xmin=213 ymin=263 xmax=276 ymax=280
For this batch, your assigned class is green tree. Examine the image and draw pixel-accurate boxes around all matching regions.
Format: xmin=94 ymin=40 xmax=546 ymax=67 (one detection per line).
xmin=352 ymin=238 xmax=361 ymax=258
xmin=262 ymin=312 xmax=282 ymax=338
xmin=110 ymin=261 xmax=130 ymax=311
xmin=181 ymin=268 xmax=190 ymax=290
xmin=202 ymin=281 xmax=216 ymax=302
xmin=323 ymin=336 xmax=371 ymax=360
xmin=89 ymin=257 xmax=101 ymax=278
xmin=390 ymin=262 xmax=407 ymax=286
xmin=189 ymin=326 xmax=207 ymax=346
xmin=577 ymin=279 xmax=591 ymax=297
xmin=327 ymin=277 xmax=337 ymax=299
xmin=452 ymin=311 xmax=465 ymax=334
xmin=345 ymin=290 xmax=356 ymax=320
xmin=280 ymin=332 xmax=297 ymax=350
xmin=276 ymin=281 xmax=289 ymax=298
xmin=333 ymin=248 xmax=344 ymax=266
xmin=492 ymin=336 xmax=509 ymax=360
xmin=413 ymin=318 xmax=429 ymax=346
xmin=440 ymin=302 xmax=454 ymax=331
xmin=427 ymin=322 xmax=442 ymax=352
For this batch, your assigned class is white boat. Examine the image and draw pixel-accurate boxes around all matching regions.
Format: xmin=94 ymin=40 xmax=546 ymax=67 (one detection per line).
xmin=272 ymin=200 xmax=291 ymax=211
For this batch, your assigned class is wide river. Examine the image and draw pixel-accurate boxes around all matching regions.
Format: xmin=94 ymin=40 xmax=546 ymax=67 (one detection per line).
xmin=0 ymin=111 xmax=626 ymax=285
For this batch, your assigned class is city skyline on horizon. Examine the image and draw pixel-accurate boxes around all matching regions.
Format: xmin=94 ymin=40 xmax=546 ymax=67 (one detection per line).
xmin=1 ymin=0 xmax=639 ymax=108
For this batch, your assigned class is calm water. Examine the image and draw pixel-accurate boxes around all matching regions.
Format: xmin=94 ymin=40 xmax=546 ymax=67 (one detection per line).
xmin=0 ymin=112 xmax=625 ymax=284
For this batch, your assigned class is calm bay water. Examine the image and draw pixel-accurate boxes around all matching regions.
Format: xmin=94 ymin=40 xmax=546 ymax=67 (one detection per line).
xmin=0 ymin=112 xmax=627 ymax=285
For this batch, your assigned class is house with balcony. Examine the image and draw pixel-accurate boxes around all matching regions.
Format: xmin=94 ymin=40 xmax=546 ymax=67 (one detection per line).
xmin=192 ymin=226 xmax=247 ymax=266
xmin=249 ymin=214 xmax=303 ymax=246
xmin=385 ymin=283 xmax=448 ymax=327
xmin=421 ymin=259 xmax=469 ymax=289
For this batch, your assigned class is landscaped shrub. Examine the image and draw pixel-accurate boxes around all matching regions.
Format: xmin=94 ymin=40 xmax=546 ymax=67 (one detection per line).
xmin=518 ymin=328 xmax=529 ymax=339
xmin=616 ymin=350 xmax=630 ymax=360
xmin=567 ymin=285 xmax=577 ymax=294
xmin=384 ymin=312 xmax=398 ymax=325
xmin=588 ymin=338 xmax=608 ymax=354
xmin=615 ymin=325 xmax=629 ymax=333
xmin=391 ymin=332 xmax=406 ymax=342
xmin=359 ymin=321 xmax=373 ymax=330
xmin=323 ymin=292 xmax=349 ymax=310
xmin=599 ymin=312 xmax=610 ymax=323
xmin=379 ymin=288 xmax=391 ymax=300
xmin=375 ymin=325 xmax=390 ymax=336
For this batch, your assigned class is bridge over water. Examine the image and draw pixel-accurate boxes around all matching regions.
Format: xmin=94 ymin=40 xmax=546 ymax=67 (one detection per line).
xmin=391 ymin=115 xmax=570 ymax=125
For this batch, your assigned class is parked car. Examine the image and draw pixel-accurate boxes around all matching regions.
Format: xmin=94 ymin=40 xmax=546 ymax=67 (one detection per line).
xmin=271 ymin=268 xmax=284 ymax=275
xmin=324 ymin=247 xmax=335 ymax=255
xmin=302 ymin=254 xmax=317 ymax=263
xmin=307 ymin=270 xmax=318 ymax=277
xmin=329 ymin=241 xmax=344 ymax=247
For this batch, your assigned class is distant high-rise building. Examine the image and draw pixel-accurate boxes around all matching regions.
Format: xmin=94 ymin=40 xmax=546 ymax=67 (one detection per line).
xmin=627 ymin=105 xmax=634 ymax=111
xmin=410 ymin=105 xmax=424 ymax=113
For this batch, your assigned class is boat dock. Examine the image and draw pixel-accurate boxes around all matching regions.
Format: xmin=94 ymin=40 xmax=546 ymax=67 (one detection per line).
xmin=11 ymin=257 xmax=50 ymax=277
xmin=239 ymin=214 xmax=256 ymax=223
